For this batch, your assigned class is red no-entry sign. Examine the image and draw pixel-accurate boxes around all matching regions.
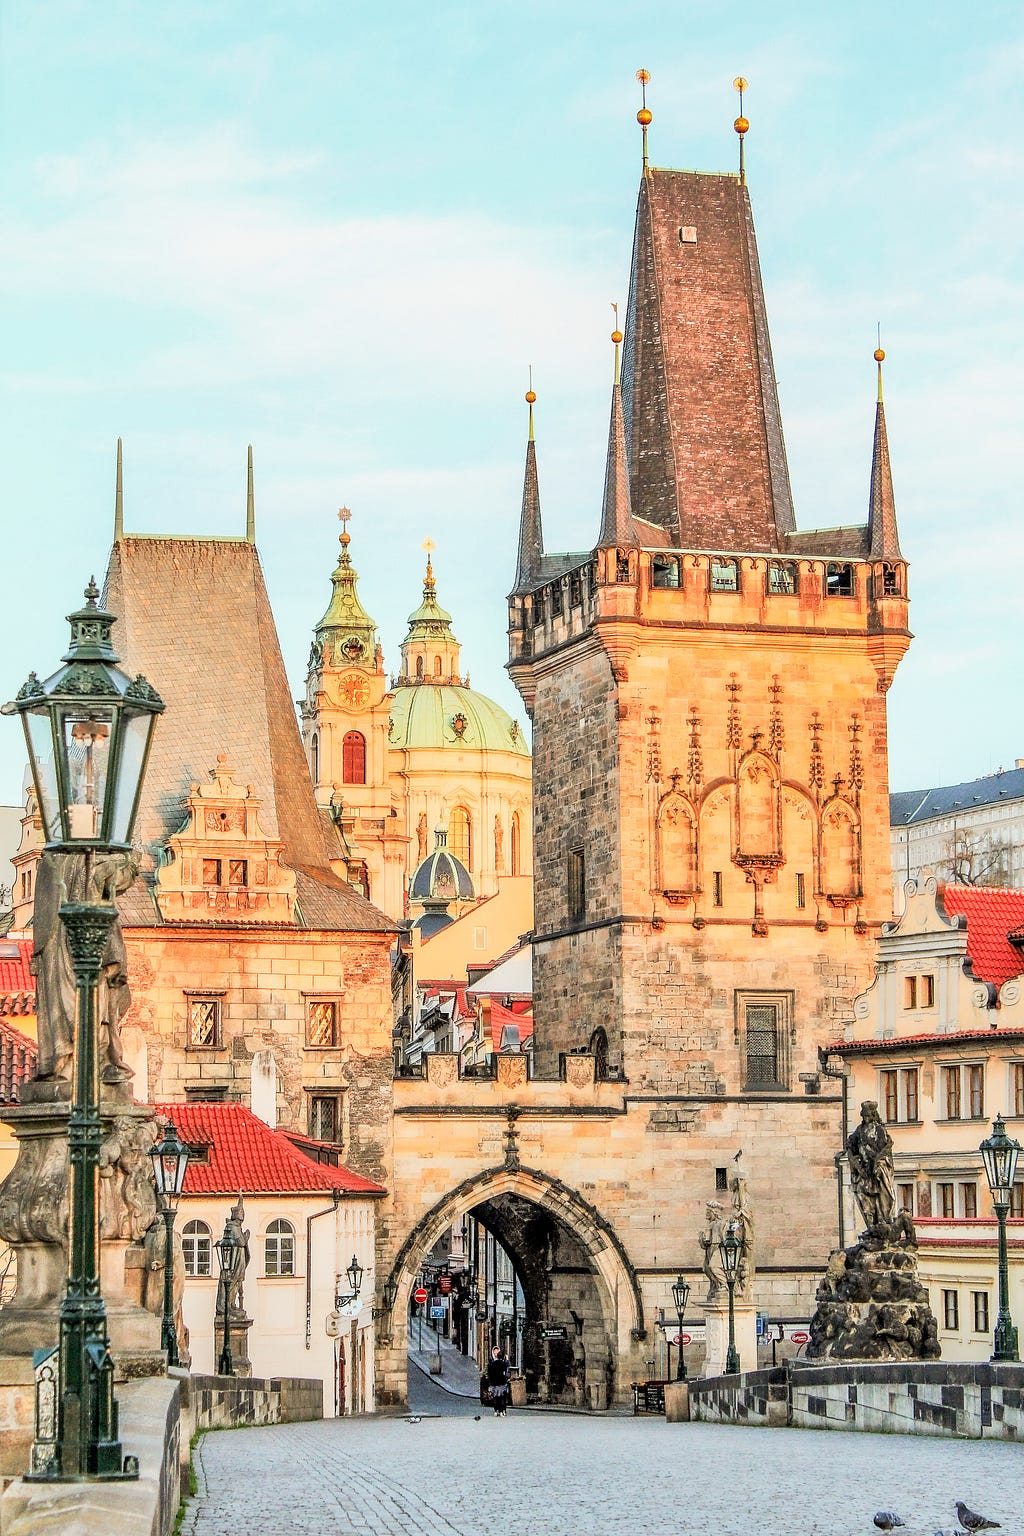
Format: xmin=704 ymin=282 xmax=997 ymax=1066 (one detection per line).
xmin=413 ymin=1287 xmax=428 ymax=1304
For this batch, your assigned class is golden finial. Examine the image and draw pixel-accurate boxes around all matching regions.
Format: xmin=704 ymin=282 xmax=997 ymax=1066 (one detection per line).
xmin=733 ymin=77 xmax=749 ymax=184
xmin=525 ymin=364 xmax=536 ymax=442
xmin=611 ymin=301 xmax=623 ymax=383
xmin=636 ymin=69 xmax=652 ymax=177
xmin=338 ymin=505 xmax=352 ymax=549
xmin=422 ymin=536 xmax=436 ymax=593
xmin=874 ymin=325 xmax=885 ymax=403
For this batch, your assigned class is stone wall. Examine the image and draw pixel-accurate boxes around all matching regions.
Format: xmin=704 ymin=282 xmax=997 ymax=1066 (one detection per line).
xmin=190 ymin=1373 xmax=324 ymax=1430
xmin=690 ymin=1360 xmax=1024 ymax=1439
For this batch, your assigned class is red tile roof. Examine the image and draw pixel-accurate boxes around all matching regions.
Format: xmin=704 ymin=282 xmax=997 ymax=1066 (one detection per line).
xmin=153 ymin=1101 xmax=385 ymax=1198
xmin=488 ymin=998 xmax=533 ymax=1051
xmin=0 ymin=1018 xmax=37 ymax=1102
xmin=837 ymin=1027 xmax=1024 ymax=1056
xmin=941 ymin=885 xmax=1024 ymax=988
xmin=0 ymin=939 xmax=35 ymax=1015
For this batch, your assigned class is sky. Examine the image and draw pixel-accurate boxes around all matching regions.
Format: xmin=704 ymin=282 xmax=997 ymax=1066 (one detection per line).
xmin=1 ymin=0 xmax=1022 ymax=812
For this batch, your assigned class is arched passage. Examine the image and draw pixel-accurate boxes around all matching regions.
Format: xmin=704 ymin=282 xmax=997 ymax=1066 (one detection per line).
xmin=379 ymin=1165 xmax=644 ymax=1410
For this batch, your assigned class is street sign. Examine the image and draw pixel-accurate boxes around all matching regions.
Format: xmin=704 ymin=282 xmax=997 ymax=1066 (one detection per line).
xmin=429 ymin=1304 xmax=447 ymax=1319
xmin=541 ymin=1326 xmax=568 ymax=1340
xmin=438 ymin=1275 xmax=453 ymax=1295
xmin=413 ymin=1287 xmax=428 ymax=1305
xmin=790 ymin=1330 xmax=809 ymax=1344
xmin=756 ymin=1312 xmax=767 ymax=1337
xmin=672 ymin=1334 xmax=682 ymax=1345
xmin=679 ymin=1333 xmax=691 ymax=1345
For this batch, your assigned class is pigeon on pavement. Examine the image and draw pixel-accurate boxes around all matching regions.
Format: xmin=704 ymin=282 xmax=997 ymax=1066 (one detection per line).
xmin=874 ymin=1516 xmax=906 ymax=1531
xmin=955 ymin=1502 xmax=1001 ymax=1532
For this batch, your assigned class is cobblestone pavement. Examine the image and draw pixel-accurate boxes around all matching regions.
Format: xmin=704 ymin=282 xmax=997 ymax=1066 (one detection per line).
xmin=185 ymin=1408 xmax=1024 ymax=1536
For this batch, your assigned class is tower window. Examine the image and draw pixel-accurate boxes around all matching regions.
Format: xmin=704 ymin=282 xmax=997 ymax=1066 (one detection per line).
xmin=416 ymin=655 xmax=424 ymax=679
xmin=615 ymin=552 xmax=632 ymax=584
xmin=767 ymin=561 xmax=797 ymax=595
xmin=311 ymin=732 xmax=319 ymax=784
xmin=449 ymin=805 xmax=472 ymax=867
xmin=567 ymin=846 xmax=586 ymax=924
xmin=434 ymin=655 xmax=442 ymax=676
xmin=737 ymin=990 xmax=793 ymax=1092
xmin=712 ymin=871 xmax=723 ymax=907
xmin=533 ymin=591 xmax=546 ymax=626
xmin=826 ymin=562 xmax=854 ymax=597
xmin=796 ymin=872 xmax=806 ymax=908
xmin=881 ymin=563 xmax=901 ymax=597
xmin=710 ymin=558 xmax=739 ymax=592
xmin=343 ymin=731 xmax=366 ymax=785
xmin=510 ymin=811 xmax=522 ymax=876
xmin=652 ymin=555 xmax=681 ymax=589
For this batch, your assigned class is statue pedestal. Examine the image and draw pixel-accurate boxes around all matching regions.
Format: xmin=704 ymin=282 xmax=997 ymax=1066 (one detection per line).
xmin=702 ymin=1298 xmax=757 ymax=1377
xmin=0 ymin=1097 xmax=163 ymax=1372
xmin=216 ymin=1314 xmax=253 ymax=1377
xmin=807 ymin=1230 xmax=940 ymax=1362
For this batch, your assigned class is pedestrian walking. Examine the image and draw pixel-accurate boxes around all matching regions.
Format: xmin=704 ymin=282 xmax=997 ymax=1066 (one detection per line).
xmin=486 ymin=1344 xmax=511 ymax=1416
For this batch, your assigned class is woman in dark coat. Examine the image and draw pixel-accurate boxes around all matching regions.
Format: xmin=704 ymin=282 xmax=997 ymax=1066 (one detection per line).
xmin=485 ymin=1345 xmax=511 ymax=1416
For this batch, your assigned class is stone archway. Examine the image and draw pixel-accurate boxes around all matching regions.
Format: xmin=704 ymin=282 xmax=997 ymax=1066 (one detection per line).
xmin=378 ymin=1165 xmax=645 ymax=1409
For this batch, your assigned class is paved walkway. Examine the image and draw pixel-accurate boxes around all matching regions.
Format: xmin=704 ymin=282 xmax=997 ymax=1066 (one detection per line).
xmin=185 ymin=1410 xmax=1023 ymax=1536
xmin=407 ymin=1326 xmax=480 ymax=1398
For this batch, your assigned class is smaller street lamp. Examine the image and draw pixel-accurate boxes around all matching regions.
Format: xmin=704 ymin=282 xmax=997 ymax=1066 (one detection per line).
xmin=671 ymin=1274 xmax=690 ymax=1381
xmin=214 ymin=1219 xmax=243 ymax=1376
xmin=335 ymin=1254 xmax=364 ymax=1312
xmin=147 ymin=1121 xmax=190 ymax=1368
xmin=719 ymin=1221 xmax=741 ymax=1375
xmin=980 ymin=1115 xmax=1021 ymax=1363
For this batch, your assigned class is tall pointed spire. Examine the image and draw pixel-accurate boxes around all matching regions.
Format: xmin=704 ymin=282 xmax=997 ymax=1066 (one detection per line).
xmin=113 ymin=437 xmax=124 ymax=541
xmin=512 ymin=376 xmax=544 ymax=594
xmin=314 ymin=507 xmax=378 ymax=648
xmin=245 ymin=445 xmax=255 ymax=542
xmin=597 ymin=316 xmax=635 ymax=548
xmin=867 ymin=343 xmax=902 ymax=559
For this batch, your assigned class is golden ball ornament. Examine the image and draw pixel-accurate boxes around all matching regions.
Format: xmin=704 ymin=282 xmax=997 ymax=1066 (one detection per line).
xmin=874 ymin=348 xmax=885 ymax=363
xmin=637 ymin=108 xmax=652 ymax=126
xmin=734 ymin=116 xmax=749 ymax=134
xmin=525 ymin=390 xmax=537 ymax=404
xmin=611 ymin=329 xmax=623 ymax=345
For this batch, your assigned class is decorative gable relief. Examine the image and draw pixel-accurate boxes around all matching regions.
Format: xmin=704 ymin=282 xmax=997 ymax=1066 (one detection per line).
xmin=155 ymin=754 xmax=297 ymax=924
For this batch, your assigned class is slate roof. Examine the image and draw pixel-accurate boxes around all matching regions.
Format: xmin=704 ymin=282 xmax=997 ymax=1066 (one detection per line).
xmin=154 ymin=1100 xmax=385 ymax=1197
xmin=890 ymin=767 xmax=1024 ymax=827
xmin=941 ymin=885 xmax=1024 ymax=989
xmin=103 ymin=536 xmax=393 ymax=935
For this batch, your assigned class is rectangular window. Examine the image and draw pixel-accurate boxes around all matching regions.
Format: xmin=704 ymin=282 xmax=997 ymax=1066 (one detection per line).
xmin=898 ymin=1182 xmax=915 ymax=1215
xmin=745 ymin=1003 xmax=781 ymax=1090
xmin=943 ymin=1066 xmax=961 ymax=1120
xmin=1013 ymin=1063 xmax=1024 ymax=1118
xmin=796 ymin=872 xmax=806 ymax=909
xmin=973 ymin=1292 xmax=990 ymax=1333
xmin=943 ymin=1289 xmax=959 ymax=1330
xmin=968 ymin=1064 xmax=984 ymax=1118
xmin=309 ymin=1095 xmax=339 ymax=1142
xmin=939 ymin=1182 xmax=955 ymax=1219
xmin=903 ymin=975 xmax=918 ymax=1010
xmin=715 ymin=1167 xmax=728 ymax=1192
xmin=902 ymin=1068 xmax=919 ymax=1123
xmin=767 ymin=561 xmax=797 ymax=595
xmin=550 ymin=581 xmax=563 ymax=617
xmin=710 ymin=558 xmax=739 ymax=592
xmin=567 ymin=847 xmax=586 ymax=924
xmin=202 ymin=858 xmax=222 ymax=887
xmin=712 ymin=871 xmax=723 ymax=907
xmin=1010 ymin=1183 xmax=1024 ymax=1219
xmin=306 ymin=1000 xmax=338 ymax=1049
xmin=825 ymin=562 xmax=854 ymax=597
xmin=920 ymin=974 xmax=935 ymax=1007
xmin=960 ymin=1181 xmax=978 ymax=1219
xmin=227 ymin=858 xmax=248 ymax=886
xmin=881 ymin=1069 xmax=898 ymax=1124
xmin=187 ymin=997 xmax=221 ymax=1049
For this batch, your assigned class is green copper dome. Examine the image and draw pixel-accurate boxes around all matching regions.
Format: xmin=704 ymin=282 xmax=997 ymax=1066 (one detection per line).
xmin=389 ymin=684 xmax=528 ymax=755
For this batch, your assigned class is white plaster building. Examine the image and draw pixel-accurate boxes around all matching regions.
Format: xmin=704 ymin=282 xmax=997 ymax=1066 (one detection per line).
xmin=891 ymin=763 xmax=1024 ymax=910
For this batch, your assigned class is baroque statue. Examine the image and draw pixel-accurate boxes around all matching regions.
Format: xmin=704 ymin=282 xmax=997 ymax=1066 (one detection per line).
xmin=218 ymin=1196 xmax=252 ymax=1319
xmin=698 ymin=1157 xmax=754 ymax=1303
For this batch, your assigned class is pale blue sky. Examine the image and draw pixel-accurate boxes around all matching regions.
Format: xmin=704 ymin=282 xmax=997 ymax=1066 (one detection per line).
xmin=2 ymin=0 xmax=1022 ymax=810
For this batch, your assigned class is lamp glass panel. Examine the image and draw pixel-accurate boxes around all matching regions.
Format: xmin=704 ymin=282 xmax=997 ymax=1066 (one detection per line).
xmin=25 ymin=710 xmax=61 ymax=840
xmin=110 ymin=710 xmax=153 ymax=844
xmin=60 ymin=706 xmax=114 ymax=838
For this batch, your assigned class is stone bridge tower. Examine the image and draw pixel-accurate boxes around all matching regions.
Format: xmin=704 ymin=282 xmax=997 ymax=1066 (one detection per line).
xmin=508 ymin=156 xmax=909 ymax=1100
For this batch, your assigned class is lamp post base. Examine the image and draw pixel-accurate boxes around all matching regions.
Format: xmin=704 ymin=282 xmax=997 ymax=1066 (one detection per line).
xmin=992 ymin=1319 xmax=1019 ymax=1363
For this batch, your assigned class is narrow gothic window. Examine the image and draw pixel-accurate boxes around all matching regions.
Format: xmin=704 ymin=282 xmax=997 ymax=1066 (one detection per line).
xmin=449 ymin=805 xmax=472 ymax=866
xmin=822 ymin=801 xmax=859 ymax=897
xmin=416 ymin=655 xmax=424 ymax=679
xmin=343 ymin=731 xmax=366 ymax=785
xmin=265 ymin=1219 xmax=296 ymax=1277
xmin=657 ymin=792 xmax=696 ymax=891
xmin=881 ymin=563 xmax=901 ymax=596
xmin=589 ymin=1027 xmax=609 ymax=1080
xmin=311 ymin=732 xmax=319 ymax=784
xmin=551 ymin=581 xmax=563 ymax=616
xmin=615 ymin=552 xmax=631 ymax=584
xmin=434 ymin=655 xmax=442 ymax=676
xmin=510 ymin=811 xmax=522 ymax=876
xmin=567 ymin=847 xmax=586 ymax=923
xmin=713 ymin=871 xmax=723 ymax=907
xmin=796 ymin=872 xmax=806 ymax=908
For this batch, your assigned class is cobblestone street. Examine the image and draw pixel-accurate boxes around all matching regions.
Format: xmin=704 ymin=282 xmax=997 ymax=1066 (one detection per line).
xmin=184 ymin=1405 xmax=1023 ymax=1536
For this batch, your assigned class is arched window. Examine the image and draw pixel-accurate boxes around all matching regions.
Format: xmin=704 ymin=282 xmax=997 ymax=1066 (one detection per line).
xmin=342 ymin=731 xmax=366 ymax=785
xmin=265 ymin=1218 xmax=296 ymax=1277
xmin=449 ymin=805 xmax=472 ymax=867
xmin=434 ymin=655 xmax=442 ymax=677
xmin=510 ymin=811 xmax=522 ymax=876
xmin=589 ymin=1027 xmax=609 ymax=1080
xmin=182 ymin=1219 xmax=212 ymax=1277
xmin=710 ymin=558 xmax=739 ymax=592
xmin=651 ymin=555 xmax=680 ymax=589
xmin=310 ymin=732 xmax=319 ymax=785
xmin=416 ymin=655 xmax=424 ymax=679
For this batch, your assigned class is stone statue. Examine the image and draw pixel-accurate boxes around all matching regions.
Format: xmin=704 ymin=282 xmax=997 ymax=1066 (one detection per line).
xmin=30 ymin=848 xmax=138 ymax=1092
xmin=494 ymin=815 xmax=504 ymax=873
xmin=847 ymin=1100 xmax=897 ymax=1234
xmin=417 ymin=813 xmax=428 ymax=862
xmin=218 ymin=1197 xmax=251 ymax=1319
xmin=99 ymin=1115 xmax=158 ymax=1241
xmin=698 ymin=1200 xmax=727 ymax=1302
xmin=729 ymin=1158 xmax=755 ymax=1297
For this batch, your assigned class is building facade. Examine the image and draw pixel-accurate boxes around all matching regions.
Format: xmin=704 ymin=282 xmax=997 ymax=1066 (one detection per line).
xmin=891 ymin=763 xmax=1024 ymax=907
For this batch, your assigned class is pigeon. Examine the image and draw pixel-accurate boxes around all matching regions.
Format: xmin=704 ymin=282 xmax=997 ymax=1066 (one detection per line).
xmin=474 ymin=1414 xmax=481 ymax=1420
xmin=874 ymin=1516 xmax=906 ymax=1532
xmin=407 ymin=1415 xmax=421 ymax=1424
xmin=955 ymin=1502 xmax=1001 ymax=1532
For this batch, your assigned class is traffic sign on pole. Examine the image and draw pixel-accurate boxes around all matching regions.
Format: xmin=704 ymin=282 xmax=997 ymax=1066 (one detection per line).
xmin=413 ymin=1287 xmax=428 ymax=1305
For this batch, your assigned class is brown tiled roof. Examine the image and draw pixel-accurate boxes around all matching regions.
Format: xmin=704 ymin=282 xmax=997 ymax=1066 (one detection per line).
xmin=621 ymin=170 xmax=796 ymax=553
xmin=103 ymin=536 xmax=393 ymax=935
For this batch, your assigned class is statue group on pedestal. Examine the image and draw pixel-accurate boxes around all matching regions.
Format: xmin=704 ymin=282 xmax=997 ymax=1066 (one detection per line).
xmin=698 ymin=1155 xmax=755 ymax=1303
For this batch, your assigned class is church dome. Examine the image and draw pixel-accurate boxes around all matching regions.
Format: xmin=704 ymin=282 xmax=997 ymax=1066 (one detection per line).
xmin=410 ymin=827 xmax=474 ymax=903
xmin=389 ymin=684 xmax=528 ymax=756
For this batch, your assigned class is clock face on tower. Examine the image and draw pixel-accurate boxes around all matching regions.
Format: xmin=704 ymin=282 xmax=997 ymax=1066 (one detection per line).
xmin=339 ymin=673 xmax=370 ymax=709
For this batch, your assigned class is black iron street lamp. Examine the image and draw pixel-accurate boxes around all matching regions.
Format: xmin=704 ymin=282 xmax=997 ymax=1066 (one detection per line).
xmin=980 ymin=1115 xmax=1021 ymax=1363
xmin=719 ymin=1221 xmax=741 ymax=1375
xmin=6 ymin=580 xmax=163 ymax=1482
xmin=671 ymin=1274 xmax=690 ymax=1381
xmin=335 ymin=1254 xmax=365 ymax=1312
xmin=214 ymin=1217 xmax=243 ymax=1376
xmin=148 ymin=1121 xmax=190 ymax=1368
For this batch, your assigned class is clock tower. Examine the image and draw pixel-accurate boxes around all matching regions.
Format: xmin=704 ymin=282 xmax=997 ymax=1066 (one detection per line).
xmin=300 ymin=514 xmax=407 ymax=915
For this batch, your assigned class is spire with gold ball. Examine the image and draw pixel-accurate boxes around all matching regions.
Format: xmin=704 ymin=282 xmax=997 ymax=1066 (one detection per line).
xmin=867 ymin=338 xmax=902 ymax=561
xmin=512 ymin=370 xmax=545 ymax=595
xmin=637 ymin=69 xmax=652 ymax=177
xmin=597 ymin=306 xmax=636 ymax=550
xmin=734 ymin=77 xmax=749 ymax=184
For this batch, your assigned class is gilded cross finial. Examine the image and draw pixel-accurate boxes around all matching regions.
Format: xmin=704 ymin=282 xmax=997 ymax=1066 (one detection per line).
xmin=733 ymin=76 xmax=749 ymax=184
xmin=338 ymin=505 xmax=352 ymax=552
xmin=422 ymin=537 xmax=436 ymax=594
xmin=636 ymin=69 xmax=652 ymax=177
